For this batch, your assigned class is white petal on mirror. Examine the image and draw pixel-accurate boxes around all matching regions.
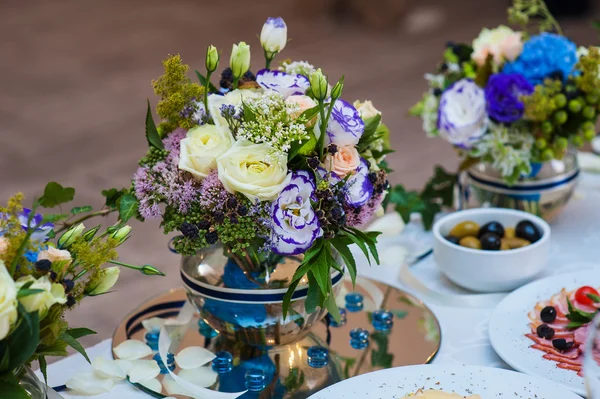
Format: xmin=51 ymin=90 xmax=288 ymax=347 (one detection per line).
xmin=178 ymin=367 xmax=218 ymax=388
xmin=113 ymin=339 xmax=153 ymax=360
xmin=115 ymin=359 xmax=133 ymax=375
xmin=142 ymin=317 xmax=167 ymax=332
xmin=163 ymin=375 xmax=195 ymax=397
xmin=65 ymin=372 xmax=115 ymax=395
xmin=128 ymin=359 xmax=161 ymax=383
xmin=92 ymin=357 xmax=126 ymax=380
xmin=175 ymin=346 xmax=216 ymax=369
xmin=139 ymin=378 xmax=162 ymax=394
xmin=367 ymin=211 xmax=405 ymax=236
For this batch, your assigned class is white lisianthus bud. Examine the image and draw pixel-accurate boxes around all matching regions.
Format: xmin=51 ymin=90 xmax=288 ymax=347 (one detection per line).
xmin=111 ymin=225 xmax=132 ymax=245
xmin=205 ymin=45 xmax=219 ymax=73
xmin=309 ymin=69 xmax=328 ymax=101
xmin=86 ymin=266 xmax=120 ymax=296
xmin=260 ymin=17 xmax=287 ymax=54
xmin=58 ymin=223 xmax=85 ymax=248
xmin=230 ymin=42 xmax=251 ymax=80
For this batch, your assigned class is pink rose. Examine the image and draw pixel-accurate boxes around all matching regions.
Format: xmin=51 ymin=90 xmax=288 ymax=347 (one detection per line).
xmin=38 ymin=247 xmax=72 ymax=264
xmin=472 ymin=26 xmax=523 ymax=66
xmin=325 ymin=145 xmax=361 ymax=177
xmin=285 ymin=95 xmax=317 ymax=125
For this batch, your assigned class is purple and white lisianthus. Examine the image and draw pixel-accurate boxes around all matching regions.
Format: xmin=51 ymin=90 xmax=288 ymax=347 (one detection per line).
xmin=325 ymin=99 xmax=365 ymax=146
xmin=256 ymin=69 xmax=310 ymax=99
xmin=271 ymin=171 xmax=322 ymax=255
xmin=345 ymin=159 xmax=373 ymax=207
xmin=18 ymin=209 xmax=54 ymax=242
xmin=484 ymin=73 xmax=534 ymax=123
xmin=437 ymin=79 xmax=488 ymax=148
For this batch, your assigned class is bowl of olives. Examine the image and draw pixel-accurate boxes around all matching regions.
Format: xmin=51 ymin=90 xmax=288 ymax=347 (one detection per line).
xmin=432 ymin=208 xmax=550 ymax=292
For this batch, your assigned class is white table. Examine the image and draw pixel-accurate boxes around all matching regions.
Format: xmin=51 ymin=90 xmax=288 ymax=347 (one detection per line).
xmin=42 ymin=172 xmax=600 ymax=398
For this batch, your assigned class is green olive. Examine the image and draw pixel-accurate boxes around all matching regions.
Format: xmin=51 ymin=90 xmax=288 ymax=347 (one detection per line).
xmin=502 ymin=237 xmax=531 ymax=249
xmin=459 ymin=236 xmax=482 ymax=249
xmin=500 ymin=241 xmax=511 ymax=250
xmin=449 ymin=221 xmax=480 ymax=239
xmin=504 ymin=227 xmax=516 ymax=239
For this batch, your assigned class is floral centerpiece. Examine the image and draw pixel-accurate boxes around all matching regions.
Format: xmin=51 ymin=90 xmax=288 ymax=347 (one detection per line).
xmin=411 ymin=0 xmax=600 ymax=184
xmin=130 ymin=17 xmax=391 ymax=320
xmin=0 ymin=183 xmax=163 ymax=397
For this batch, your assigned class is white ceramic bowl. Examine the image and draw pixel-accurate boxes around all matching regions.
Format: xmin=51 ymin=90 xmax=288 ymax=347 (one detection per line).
xmin=432 ymin=208 xmax=550 ymax=292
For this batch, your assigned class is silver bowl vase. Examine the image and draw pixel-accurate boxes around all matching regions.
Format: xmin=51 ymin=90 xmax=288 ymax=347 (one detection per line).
xmin=463 ymin=151 xmax=579 ymax=222
xmin=181 ymin=245 xmax=344 ymax=347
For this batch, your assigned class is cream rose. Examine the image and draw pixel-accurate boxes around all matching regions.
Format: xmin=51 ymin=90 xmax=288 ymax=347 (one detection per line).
xmin=0 ymin=261 xmax=17 ymax=340
xmin=325 ymin=145 xmax=361 ymax=177
xmin=208 ymin=89 xmax=263 ymax=130
xmin=472 ymin=25 xmax=523 ymax=66
xmin=216 ymin=140 xmax=291 ymax=201
xmin=285 ymin=95 xmax=317 ymax=123
xmin=0 ymin=237 xmax=8 ymax=255
xmin=179 ymin=124 xmax=234 ymax=180
xmin=38 ymin=246 xmax=72 ymax=264
xmin=15 ymin=275 xmax=67 ymax=316
xmin=353 ymin=100 xmax=381 ymax=120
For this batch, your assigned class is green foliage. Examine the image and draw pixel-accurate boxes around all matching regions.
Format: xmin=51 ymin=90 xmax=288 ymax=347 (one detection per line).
xmin=508 ymin=0 xmax=562 ymax=34
xmin=118 ymin=194 xmax=138 ymax=223
xmin=0 ymin=309 xmax=39 ymax=374
xmin=60 ymin=331 xmax=91 ymax=363
xmin=357 ymin=114 xmax=382 ymax=152
xmin=70 ymin=206 xmax=93 ymax=215
xmin=145 ymin=100 xmax=165 ymax=150
xmin=370 ymin=331 xmax=394 ymax=368
xmin=194 ymin=70 xmax=218 ymax=93
xmin=0 ymin=373 xmax=30 ymax=399
xmin=38 ymin=182 xmax=75 ymax=208
xmin=101 ymin=188 xmax=128 ymax=209
xmin=389 ymin=166 xmax=457 ymax=230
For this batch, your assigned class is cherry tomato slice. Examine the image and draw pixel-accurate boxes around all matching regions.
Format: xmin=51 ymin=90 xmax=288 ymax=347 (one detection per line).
xmin=575 ymin=286 xmax=600 ymax=306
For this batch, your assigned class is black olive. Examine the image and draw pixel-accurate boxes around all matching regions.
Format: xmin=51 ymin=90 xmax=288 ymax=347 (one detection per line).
xmin=552 ymin=338 xmax=574 ymax=351
xmin=445 ymin=235 xmax=461 ymax=245
xmin=478 ymin=221 xmax=505 ymax=239
xmin=536 ymin=324 xmax=555 ymax=340
xmin=540 ymin=306 xmax=557 ymax=323
xmin=480 ymin=233 xmax=502 ymax=251
xmin=515 ymin=220 xmax=542 ymax=243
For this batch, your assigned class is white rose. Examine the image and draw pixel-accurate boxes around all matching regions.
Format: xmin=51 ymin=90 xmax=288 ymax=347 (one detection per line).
xmin=0 ymin=261 xmax=17 ymax=340
xmin=472 ymin=25 xmax=523 ymax=66
xmin=217 ymin=140 xmax=291 ymax=201
xmin=353 ymin=100 xmax=381 ymax=120
xmin=208 ymin=89 xmax=263 ymax=130
xmin=178 ymin=124 xmax=234 ymax=180
xmin=16 ymin=275 xmax=67 ymax=316
xmin=38 ymin=246 xmax=72 ymax=264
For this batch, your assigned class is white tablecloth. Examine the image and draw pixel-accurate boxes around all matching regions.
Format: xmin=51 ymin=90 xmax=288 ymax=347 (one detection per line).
xmin=42 ymin=172 xmax=600 ymax=398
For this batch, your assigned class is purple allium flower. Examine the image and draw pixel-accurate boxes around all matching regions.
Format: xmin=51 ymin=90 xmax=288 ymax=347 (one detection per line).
xmin=199 ymin=170 xmax=230 ymax=212
xmin=271 ymin=171 xmax=322 ymax=255
xmin=484 ymin=73 xmax=534 ymax=123
xmin=345 ymin=192 xmax=384 ymax=228
xmin=163 ymin=127 xmax=187 ymax=165
xmin=437 ymin=79 xmax=488 ymax=148
xmin=256 ymin=69 xmax=310 ymax=99
xmin=324 ymin=99 xmax=364 ymax=147
xmin=502 ymin=33 xmax=578 ymax=85
xmin=345 ymin=159 xmax=373 ymax=207
xmin=17 ymin=209 xmax=53 ymax=241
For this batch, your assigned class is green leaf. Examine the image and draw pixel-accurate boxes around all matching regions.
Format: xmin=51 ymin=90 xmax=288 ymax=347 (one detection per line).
xmin=420 ymin=166 xmax=457 ymax=208
xmin=288 ymin=132 xmax=317 ymax=161
xmin=566 ymin=297 xmax=596 ymax=323
xmin=145 ymin=99 xmax=164 ymax=150
xmin=66 ymin=327 xmax=97 ymax=340
xmin=348 ymin=228 xmax=380 ymax=264
xmin=118 ymin=194 xmax=138 ymax=223
xmin=70 ymin=205 xmax=93 ymax=215
xmin=101 ymin=188 xmax=127 ymax=208
xmin=42 ymin=213 xmax=70 ymax=223
xmin=311 ymin=247 xmax=331 ymax=295
xmin=17 ymin=288 xmax=45 ymax=298
xmin=331 ymin=239 xmax=356 ymax=285
xmin=305 ymin=273 xmax=319 ymax=314
xmin=0 ymin=309 xmax=39 ymax=373
xmin=282 ymin=279 xmax=301 ymax=320
xmin=357 ymin=114 xmax=383 ymax=151
xmin=82 ymin=225 xmax=102 ymax=241
xmin=325 ymin=293 xmax=341 ymax=324
xmin=297 ymin=105 xmax=320 ymax=123
xmin=370 ymin=331 xmax=394 ymax=368
xmin=0 ymin=376 xmax=30 ymax=399
xmin=587 ymin=293 xmax=600 ymax=303
xmin=566 ymin=321 xmax=588 ymax=329
xmin=39 ymin=356 xmax=48 ymax=385
xmin=60 ymin=332 xmax=91 ymax=363
xmin=343 ymin=230 xmax=371 ymax=266
xmin=291 ymin=241 xmax=323 ymax=282
xmin=241 ymin=101 xmax=257 ymax=122
xmin=194 ymin=70 xmax=218 ymax=93
xmin=38 ymin=182 xmax=75 ymax=208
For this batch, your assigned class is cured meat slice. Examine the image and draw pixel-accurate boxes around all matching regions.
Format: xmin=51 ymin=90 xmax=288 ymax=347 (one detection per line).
xmin=530 ymin=344 xmax=580 ymax=359
xmin=542 ymin=353 xmax=583 ymax=366
xmin=574 ymin=325 xmax=589 ymax=347
xmin=557 ymin=362 xmax=582 ymax=372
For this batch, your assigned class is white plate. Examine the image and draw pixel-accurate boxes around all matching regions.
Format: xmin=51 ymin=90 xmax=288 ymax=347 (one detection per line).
xmin=308 ymin=364 xmax=581 ymax=398
xmin=490 ymin=270 xmax=599 ymax=396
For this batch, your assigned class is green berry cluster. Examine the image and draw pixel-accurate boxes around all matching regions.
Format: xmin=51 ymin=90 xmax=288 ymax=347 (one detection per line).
xmin=216 ymin=215 xmax=268 ymax=255
xmin=139 ymin=147 xmax=168 ymax=167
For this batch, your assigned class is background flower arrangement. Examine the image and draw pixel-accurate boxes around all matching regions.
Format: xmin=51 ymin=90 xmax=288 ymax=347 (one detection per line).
xmin=410 ymin=0 xmax=600 ymax=185
xmin=129 ymin=16 xmax=392 ymax=317
xmin=0 ymin=183 xmax=163 ymax=397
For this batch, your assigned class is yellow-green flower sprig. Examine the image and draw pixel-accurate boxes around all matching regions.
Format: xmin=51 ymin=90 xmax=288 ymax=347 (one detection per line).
xmin=508 ymin=0 xmax=562 ymax=35
xmin=152 ymin=55 xmax=205 ymax=133
xmin=575 ymin=47 xmax=600 ymax=94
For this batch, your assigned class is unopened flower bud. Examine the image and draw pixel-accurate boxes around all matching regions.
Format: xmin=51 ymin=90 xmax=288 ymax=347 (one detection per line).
xmin=230 ymin=42 xmax=251 ymax=80
xmin=205 ymin=45 xmax=220 ymax=73
xmin=85 ymin=266 xmax=120 ymax=296
xmin=57 ymin=223 xmax=85 ymax=249
xmin=111 ymin=225 xmax=132 ymax=245
xmin=309 ymin=69 xmax=328 ymax=101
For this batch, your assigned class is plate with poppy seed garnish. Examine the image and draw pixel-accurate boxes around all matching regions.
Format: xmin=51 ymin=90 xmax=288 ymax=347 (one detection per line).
xmin=490 ymin=270 xmax=600 ymax=396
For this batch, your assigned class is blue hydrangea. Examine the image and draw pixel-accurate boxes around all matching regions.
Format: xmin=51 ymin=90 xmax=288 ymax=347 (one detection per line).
xmin=502 ymin=33 xmax=577 ymax=86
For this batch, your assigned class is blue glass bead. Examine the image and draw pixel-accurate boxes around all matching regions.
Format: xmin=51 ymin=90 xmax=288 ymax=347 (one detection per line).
xmin=345 ymin=292 xmax=364 ymax=312
xmin=212 ymin=351 xmax=233 ymax=373
xmin=153 ymin=353 xmax=175 ymax=374
xmin=198 ymin=319 xmax=218 ymax=338
xmin=372 ymin=310 xmax=394 ymax=331
xmin=145 ymin=331 xmax=159 ymax=351
xmin=307 ymin=346 xmax=329 ymax=368
xmin=245 ymin=368 xmax=266 ymax=392
xmin=329 ymin=308 xmax=347 ymax=327
xmin=349 ymin=328 xmax=369 ymax=349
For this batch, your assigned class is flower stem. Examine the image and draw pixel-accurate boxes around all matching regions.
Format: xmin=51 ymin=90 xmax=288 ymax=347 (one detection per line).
xmin=232 ymin=77 xmax=240 ymax=90
xmin=317 ymin=100 xmax=327 ymax=159
xmin=203 ymin=70 xmax=212 ymax=114
xmin=56 ymin=208 xmax=116 ymax=234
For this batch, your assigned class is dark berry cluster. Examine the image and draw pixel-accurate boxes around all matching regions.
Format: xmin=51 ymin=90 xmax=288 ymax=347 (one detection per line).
xmin=368 ymin=170 xmax=390 ymax=196
xmin=314 ymin=184 xmax=347 ymax=236
xmin=35 ymin=260 xmax=77 ymax=307
xmin=220 ymin=68 xmax=257 ymax=90
xmin=327 ymin=144 xmax=338 ymax=155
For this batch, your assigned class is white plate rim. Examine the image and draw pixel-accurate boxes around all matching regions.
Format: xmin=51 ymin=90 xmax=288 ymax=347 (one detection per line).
xmin=489 ymin=270 xmax=599 ymax=396
xmin=308 ymin=364 xmax=582 ymax=398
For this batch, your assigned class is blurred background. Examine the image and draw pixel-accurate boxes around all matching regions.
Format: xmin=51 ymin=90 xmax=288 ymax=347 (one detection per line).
xmin=1 ymin=0 xmax=598 ymax=350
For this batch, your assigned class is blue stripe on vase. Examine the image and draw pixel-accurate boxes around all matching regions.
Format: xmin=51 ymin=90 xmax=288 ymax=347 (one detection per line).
xmin=125 ymin=300 xmax=186 ymax=334
xmin=126 ymin=310 xmax=183 ymax=338
xmin=181 ymin=271 xmax=343 ymax=303
xmin=467 ymin=169 xmax=579 ymax=192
